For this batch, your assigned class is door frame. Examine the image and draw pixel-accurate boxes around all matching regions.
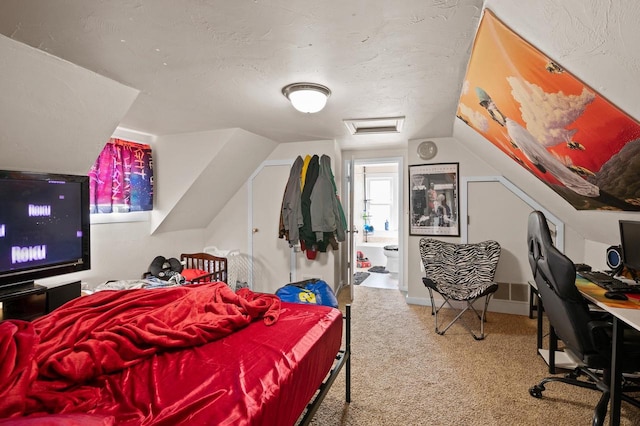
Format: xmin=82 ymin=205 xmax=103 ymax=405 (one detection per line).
xmin=344 ymin=155 xmax=405 ymax=292
xmin=345 ymin=158 xmax=355 ymax=300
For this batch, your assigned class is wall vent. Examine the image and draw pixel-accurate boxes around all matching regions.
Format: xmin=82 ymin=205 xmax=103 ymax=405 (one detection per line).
xmin=343 ymin=116 xmax=405 ymax=135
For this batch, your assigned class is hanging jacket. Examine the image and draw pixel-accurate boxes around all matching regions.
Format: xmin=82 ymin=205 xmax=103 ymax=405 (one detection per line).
xmin=310 ymin=155 xmax=346 ymax=246
xmin=279 ymin=156 xmax=304 ymax=245
xmin=300 ymin=154 xmax=312 ymax=190
xmin=326 ymin=156 xmax=348 ymax=239
xmin=299 ymin=155 xmax=320 ymax=254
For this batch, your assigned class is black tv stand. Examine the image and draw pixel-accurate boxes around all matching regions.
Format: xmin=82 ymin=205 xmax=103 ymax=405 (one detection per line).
xmin=0 ymin=282 xmax=47 ymax=302
xmin=0 ymin=281 xmax=81 ymax=321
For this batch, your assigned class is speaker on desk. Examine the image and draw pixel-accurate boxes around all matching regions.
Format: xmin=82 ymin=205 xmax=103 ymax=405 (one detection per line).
xmin=606 ymin=245 xmax=623 ymax=275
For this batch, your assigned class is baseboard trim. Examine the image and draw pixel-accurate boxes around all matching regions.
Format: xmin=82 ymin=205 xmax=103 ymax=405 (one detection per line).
xmin=405 ymin=295 xmax=430 ymax=306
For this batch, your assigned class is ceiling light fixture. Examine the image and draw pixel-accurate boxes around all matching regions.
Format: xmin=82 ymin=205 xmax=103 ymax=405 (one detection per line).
xmin=282 ymin=82 xmax=331 ymax=113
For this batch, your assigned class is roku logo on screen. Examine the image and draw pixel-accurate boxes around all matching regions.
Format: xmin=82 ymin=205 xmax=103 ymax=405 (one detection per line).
xmin=28 ymin=204 xmax=51 ymax=217
xmin=11 ymin=245 xmax=47 ymax=264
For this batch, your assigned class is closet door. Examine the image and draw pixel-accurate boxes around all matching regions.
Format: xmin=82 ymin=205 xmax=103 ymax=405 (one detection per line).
xmin=466 ymin=180 xmax=532 ymax=285
xmin=250 ymin=162 xmax=292 ymax=293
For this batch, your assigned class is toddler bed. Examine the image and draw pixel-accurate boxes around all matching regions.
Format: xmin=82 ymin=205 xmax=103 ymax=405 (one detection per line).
xmin=0 ymin=279 xmax=350 ymax=425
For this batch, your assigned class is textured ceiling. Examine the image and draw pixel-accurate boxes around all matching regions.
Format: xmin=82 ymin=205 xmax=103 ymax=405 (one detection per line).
xmin=0 ymin=0 xmax=483 ymax=150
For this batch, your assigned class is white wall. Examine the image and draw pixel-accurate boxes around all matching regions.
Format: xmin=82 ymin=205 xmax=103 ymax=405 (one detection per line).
xmin=38 ymin=223 xmax=206 ymax=289
xmin=584 ymin=239 xmax=612 ymax=272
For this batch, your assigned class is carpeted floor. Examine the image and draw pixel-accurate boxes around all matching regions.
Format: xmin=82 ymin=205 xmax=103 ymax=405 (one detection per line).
xmin=308 ymin=285 xmax=640 ymax=425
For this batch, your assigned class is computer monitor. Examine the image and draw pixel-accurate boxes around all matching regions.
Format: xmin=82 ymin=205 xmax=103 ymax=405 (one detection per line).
xmin=619 ymin=220 xmax=640 ymax=277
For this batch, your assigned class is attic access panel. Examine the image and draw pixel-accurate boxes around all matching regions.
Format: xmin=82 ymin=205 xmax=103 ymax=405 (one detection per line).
xmin=457 ymin=9 xmax=640 ymax=211
xmin=344 ymin=117 xmax=405 ymax=135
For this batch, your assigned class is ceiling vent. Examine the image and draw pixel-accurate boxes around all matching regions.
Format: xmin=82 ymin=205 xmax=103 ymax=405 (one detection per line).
xmin=343 ymin=116 xmax=405 ymax=135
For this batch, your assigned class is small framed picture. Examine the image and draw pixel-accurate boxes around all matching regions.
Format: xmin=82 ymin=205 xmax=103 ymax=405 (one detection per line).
xmin=409 ymin=163 xmax=460 ymax=237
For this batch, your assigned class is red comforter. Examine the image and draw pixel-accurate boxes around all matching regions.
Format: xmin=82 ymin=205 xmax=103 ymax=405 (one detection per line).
xmin=0 ymin=282 xmax=280 ymax=420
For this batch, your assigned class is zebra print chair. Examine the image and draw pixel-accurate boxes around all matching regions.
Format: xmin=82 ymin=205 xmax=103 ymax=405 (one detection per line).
xmin=419 ymin=238 xmax=501 ymax=340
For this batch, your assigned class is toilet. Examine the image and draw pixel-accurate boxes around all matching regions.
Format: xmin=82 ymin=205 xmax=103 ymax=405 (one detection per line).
xmin=383 ymin=245 xmax=399 ymax=275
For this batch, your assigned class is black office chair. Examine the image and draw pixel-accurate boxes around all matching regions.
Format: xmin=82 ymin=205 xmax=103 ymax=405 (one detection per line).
xmin=527 ymin=210 xmax=640 ymax=425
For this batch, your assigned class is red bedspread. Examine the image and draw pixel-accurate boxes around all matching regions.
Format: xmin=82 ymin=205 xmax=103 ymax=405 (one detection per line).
xmin=0 ymin=282 xmax=280 ymax=420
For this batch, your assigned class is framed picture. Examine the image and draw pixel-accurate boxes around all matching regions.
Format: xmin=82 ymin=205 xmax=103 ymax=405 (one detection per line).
xmin=409 ymin=163 xmax=459 ymax=237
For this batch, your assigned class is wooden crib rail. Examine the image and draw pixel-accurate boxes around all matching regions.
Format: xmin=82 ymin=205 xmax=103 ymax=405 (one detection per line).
xmin=180 ymin=252 xmax=228 ymax=284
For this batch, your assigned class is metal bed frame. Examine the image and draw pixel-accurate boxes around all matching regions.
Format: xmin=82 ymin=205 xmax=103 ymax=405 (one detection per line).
xmin=299 ymin=304 xmax=351 ymax=425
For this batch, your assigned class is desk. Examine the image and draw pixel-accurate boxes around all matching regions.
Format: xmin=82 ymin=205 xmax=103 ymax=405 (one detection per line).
xmin=575 ymin=277 xmax=640 ymax=426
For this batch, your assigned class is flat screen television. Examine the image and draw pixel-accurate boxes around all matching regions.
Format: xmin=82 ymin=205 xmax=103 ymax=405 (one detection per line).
xmin=619 ymin=219 xmax=640 ymax=279
xmin=0 ymin=170 xmax=90 ymax=289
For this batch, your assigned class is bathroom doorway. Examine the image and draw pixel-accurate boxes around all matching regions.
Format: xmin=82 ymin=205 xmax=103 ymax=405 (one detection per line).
xmin=351 ymin=158 xmax=401 ymax=290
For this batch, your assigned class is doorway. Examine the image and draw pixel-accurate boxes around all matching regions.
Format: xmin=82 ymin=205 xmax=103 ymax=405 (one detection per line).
xmin=350 ymin=158 xmax=402 ymax=290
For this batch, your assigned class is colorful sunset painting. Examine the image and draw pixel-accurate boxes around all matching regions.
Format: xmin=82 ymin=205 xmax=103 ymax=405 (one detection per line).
xmin=457 ymin=9 xmax=640 ymax=210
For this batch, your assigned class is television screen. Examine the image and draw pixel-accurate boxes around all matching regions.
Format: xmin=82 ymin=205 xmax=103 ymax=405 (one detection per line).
xmin=619 ymin=220 xmax=640 ymax=274
xmin=0 ymin=170 xmax=90 ymax=288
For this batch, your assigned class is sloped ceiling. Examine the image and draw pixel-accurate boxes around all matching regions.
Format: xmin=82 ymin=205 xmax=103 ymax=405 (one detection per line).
xmin=0 ymin=34 xmax=138 ymax=175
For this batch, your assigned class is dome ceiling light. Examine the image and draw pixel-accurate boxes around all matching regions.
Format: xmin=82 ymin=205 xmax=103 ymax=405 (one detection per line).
xmin=282 ymin=82 xmax=331 ymax=113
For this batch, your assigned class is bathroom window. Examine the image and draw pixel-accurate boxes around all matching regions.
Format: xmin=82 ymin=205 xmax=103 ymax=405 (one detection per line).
xmin=366 ymin=175 xmax=396 ymax=232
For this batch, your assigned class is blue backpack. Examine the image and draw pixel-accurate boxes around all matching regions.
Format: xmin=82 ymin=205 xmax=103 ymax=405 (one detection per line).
xmin=275 ymin=279 xmax=338 ymax=308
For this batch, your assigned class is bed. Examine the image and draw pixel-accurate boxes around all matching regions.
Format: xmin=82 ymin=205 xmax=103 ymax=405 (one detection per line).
xmin=0 ymin=253 xmax=351 ymax=426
